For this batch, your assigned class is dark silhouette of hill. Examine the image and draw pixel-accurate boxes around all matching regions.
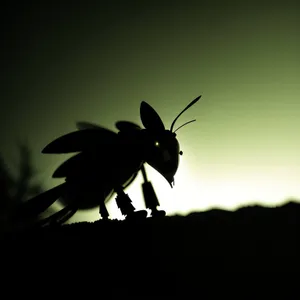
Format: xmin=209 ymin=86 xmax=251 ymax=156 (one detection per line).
xmin=2 ymin=200 xmax=299 ymax=294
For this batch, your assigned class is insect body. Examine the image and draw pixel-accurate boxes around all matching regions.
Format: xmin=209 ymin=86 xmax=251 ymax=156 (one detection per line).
xmin=13 ymin=96 xmax=201 ymax=227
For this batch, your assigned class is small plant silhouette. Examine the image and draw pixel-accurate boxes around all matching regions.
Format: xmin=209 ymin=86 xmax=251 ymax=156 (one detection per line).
xmin=0 ymin=143 xmax=45 ymax=232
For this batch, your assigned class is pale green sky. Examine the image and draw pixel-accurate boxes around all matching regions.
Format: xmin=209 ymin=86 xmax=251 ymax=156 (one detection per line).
xmin=1 ymin=1 xmax=300 ymax=222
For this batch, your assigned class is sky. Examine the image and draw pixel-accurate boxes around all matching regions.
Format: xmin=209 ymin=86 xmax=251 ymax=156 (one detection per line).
xmin=1 ymin=1 xmax=300 ymax=223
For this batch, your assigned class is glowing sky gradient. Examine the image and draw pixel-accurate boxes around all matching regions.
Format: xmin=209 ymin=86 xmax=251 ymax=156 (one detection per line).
xmin=1 ymin=1 xmax=300 ymax=222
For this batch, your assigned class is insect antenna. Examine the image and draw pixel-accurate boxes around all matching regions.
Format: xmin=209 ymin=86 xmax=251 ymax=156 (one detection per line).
xmin=173 ymin=119 xmax=196 ymax=133
xmin=170 ymin=95 xmax=201 ymax=132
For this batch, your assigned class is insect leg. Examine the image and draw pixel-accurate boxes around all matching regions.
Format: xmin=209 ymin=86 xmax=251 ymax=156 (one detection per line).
xmin=140 ymin=165 xmax=166 ymax=218
xmin=99 ymin=200 xmax=109 ymax=220
xmin=114 ymin=185 xmax=147 ymax=219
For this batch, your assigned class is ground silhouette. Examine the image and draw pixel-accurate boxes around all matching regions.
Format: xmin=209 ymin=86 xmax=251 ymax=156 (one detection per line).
xmin=2 ymin=200 xmax=299 ymax=294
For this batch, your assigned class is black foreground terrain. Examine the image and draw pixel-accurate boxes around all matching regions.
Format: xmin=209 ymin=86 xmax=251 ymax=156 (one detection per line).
xmin=1 ymin=201 xmax=299 ymax=294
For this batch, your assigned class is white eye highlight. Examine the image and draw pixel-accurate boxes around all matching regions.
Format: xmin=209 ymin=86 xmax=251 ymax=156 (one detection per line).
xmin=155 ymin=141 xmax=160 ymax=147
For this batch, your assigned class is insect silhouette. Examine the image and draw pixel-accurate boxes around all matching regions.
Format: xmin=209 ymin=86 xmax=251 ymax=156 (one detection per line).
xmin=13 ymin=96 xmax=201 ymax=228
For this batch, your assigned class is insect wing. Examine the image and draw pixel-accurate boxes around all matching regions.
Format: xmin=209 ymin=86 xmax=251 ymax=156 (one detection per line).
xmin=13 ymin=183 xmax=66 ymax=220
xmin=42 ymin=128 xmax=118 ymax=154
xmin=76 ymin=121 xmax=105 ymax=130
xmin=51 ymin=151 xmax=116 ymax=179
xmin=52 ymin=152 xmax=85 ymax=178
xmin=115 ymin=121 xmax=141 ymax=132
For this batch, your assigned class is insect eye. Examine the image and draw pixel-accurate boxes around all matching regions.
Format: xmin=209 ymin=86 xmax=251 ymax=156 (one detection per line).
xmin=179 ymin=150 xmax=183 ymax=155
